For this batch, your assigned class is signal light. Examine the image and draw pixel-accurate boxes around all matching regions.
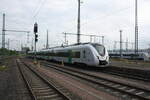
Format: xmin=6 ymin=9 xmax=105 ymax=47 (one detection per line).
xmin=35 ymin=34 xmax=38 ymax=42
xmin=34 ymin=22 xmax=38 ymax=33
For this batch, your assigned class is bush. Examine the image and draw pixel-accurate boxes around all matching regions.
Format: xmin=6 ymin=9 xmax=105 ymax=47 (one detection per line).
xmin=0 ymin=48 xmax=18 ymax=56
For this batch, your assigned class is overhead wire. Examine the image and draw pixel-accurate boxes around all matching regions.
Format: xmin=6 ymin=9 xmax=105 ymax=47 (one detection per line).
xmin=0 ymin=1 xmax=46 ymax=49
xmin=32 ymin=0 xmax=47 ymax=18
xmin=64 ymin=6 xmax=132 ymax=33
xmin=32 ymin=0 xmax=43 ymax=16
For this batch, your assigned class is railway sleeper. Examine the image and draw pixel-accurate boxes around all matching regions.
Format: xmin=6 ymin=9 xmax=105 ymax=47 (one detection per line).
xmin=37 ymin=94 xmax=60 ymax=99
xmin=43 ymin=63 xmax=150 ymax=100
xmin=32 ymin=87 xmax=50 ymax=90
xmin=34 ymin=89 xmax=54 ymax=93
xmin=35 ymin=91 xmax=56 ymax=95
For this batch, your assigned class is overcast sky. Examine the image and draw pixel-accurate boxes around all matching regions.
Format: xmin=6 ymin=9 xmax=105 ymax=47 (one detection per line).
xmin=0 ymin=0 xmax=150 ymax=50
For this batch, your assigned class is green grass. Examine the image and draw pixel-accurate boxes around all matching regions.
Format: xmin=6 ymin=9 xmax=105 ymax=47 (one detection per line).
xmin=0 ymin=65 xmax=8 ymax=71
xmin=110 ymin=58 xmax=129 ymax=62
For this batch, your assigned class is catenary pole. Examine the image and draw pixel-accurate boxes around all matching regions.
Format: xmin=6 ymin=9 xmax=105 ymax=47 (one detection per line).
xmin=46 ymin=30 xmax=49 ymax=49
xmin=135 ymin=0 xmax=138 ymax=54
xmin=120 ymin=30 xmax=123 ymax=58
xmin=77 ymin=0 xmax=81 ymax=44
xmin=2 ymin=13 xmax=5 ymax=48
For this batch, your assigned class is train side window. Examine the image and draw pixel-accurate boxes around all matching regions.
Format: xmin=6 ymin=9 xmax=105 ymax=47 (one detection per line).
xmin=83 ymin=50 xmax=86 ymax=58
xmin=75 ymin=52 xmax=80 ymax=58
xmin=72 ymin=51 xmax=80 ymax=58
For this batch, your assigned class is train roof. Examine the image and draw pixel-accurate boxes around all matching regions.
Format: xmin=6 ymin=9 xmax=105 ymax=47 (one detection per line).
xmin=28 ymin=42 xmax=104 ymax=53
xmin=42 ymin=42 xmax=102 ymax=51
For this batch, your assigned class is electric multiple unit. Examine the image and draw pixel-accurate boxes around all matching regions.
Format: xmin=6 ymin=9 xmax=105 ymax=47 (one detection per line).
xmin=28 ymin=43 xmax=109 ymax=67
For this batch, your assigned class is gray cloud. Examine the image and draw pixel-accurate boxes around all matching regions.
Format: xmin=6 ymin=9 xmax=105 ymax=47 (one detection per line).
xmin=0 ymin=0 xmax=150 ymax=50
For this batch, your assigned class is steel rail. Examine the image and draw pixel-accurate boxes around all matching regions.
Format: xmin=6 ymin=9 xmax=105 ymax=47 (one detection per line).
xmin=101 ymin=69 xmax=150 ymax=82
xmin=42 ymin=62 xmax=150 ymax=100
xmin=102 ymin=66 xmax=150 ymax=82
xmin=16 ymin=59 xmax=37 ymax=100
xmin=21 ymin=61 xmax=72 ymax=100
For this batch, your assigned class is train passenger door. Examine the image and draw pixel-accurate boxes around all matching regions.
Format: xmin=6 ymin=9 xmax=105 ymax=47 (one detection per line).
xmin=83 ymin=49 xmax=92 ymax=64
xmin=82 ymin=50 xmax=86 ymax=63
xmin=68 ymin=50 xmax=72 ymax=64
xmin=83 ymin=50 xmax=86 ymax=59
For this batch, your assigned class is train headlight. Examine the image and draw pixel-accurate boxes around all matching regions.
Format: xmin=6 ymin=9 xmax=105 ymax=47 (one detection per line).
xmin=106 ymin=56 xmax=109 ymax=61
xmin=97 ymin=56 xmax=99 ymax=59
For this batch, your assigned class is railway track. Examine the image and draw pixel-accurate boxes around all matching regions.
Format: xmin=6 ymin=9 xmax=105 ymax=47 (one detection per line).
xmin=65 ymin=64 xmax=150 ymax=82
xmin=16 ymin=59 xmax=72 ymax=100
xmin=41 ymin=61 xmax=150 ymax=100
xmin=102 ymin=66 xmax=150 ymax=82
xmin=69 ymin=64 xmax=150 ymax=82
xmin=36 ymin=58 xmax=150 ymax=82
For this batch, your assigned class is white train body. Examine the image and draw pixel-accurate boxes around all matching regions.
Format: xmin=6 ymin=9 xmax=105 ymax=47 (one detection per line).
xmin=28 ymin=43 xmax=109 ymax=67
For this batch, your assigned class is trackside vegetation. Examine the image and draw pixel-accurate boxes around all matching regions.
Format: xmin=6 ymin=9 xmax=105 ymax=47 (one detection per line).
xmin=0 ymin=48 xmax=19 ymax=56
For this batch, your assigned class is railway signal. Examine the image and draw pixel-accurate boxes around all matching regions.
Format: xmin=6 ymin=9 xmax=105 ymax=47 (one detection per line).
xmin=35 ymin=34 xmax=38 ymax=42
xmin=34 ymin=22 xmax=38 ymax=62
xmin=34 ymin=22 xmax=38 ymax=33
xmin=34 ymin=22 xmax=38 ymax=43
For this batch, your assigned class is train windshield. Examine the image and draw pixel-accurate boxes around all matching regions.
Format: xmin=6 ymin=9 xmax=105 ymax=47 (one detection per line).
xmin=92 ymin=44 xmax=105 ymax=56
